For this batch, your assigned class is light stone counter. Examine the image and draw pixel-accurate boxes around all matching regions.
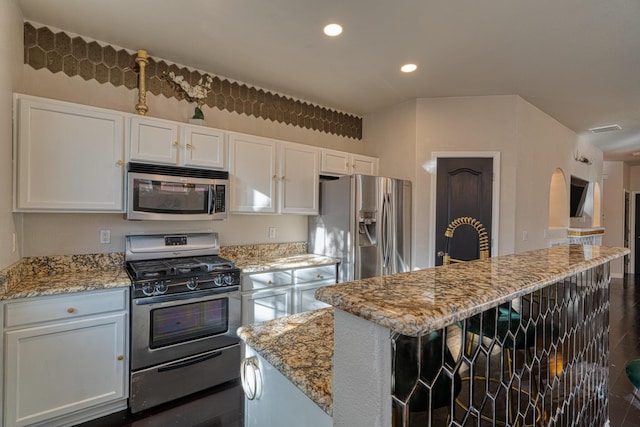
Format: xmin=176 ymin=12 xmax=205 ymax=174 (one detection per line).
xmin=0 ymin=253 xmax=130 ymax=300
xmin=315 ymin=244 xmax=628 ymax=336
xmin=237 ymin=308 xmax=333 ymax=415
xmin=233 ymin=254 xmax=339 ymax=274
xmin=238 ymin=244 xmax=629 ymax=425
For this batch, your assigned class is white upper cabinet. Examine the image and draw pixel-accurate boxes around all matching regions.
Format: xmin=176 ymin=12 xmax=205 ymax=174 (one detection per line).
xmin=14 ymin=94 xmax=125 ymax=212
xmin=229 ymin=133 xmax=278 ymax=213
xmin=279 ymin=142 xmax=319 ymax=214
xmin=229 ymin=133 xmax=319 ymax=214
xmin=183 ymin=125 xmax=226 ymax=169
xmin=320 ymin=148 xmax=378 ymax=176
xmin=129 ymin=116 xmax=227 ymax=170
xmin=129 ymin=116 xmax=180 ymax=165
xmin=351 ymin=153 xmax=379 ymax=176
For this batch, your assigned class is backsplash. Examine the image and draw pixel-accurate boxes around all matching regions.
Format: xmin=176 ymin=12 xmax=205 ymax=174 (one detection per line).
xmin=23 ymin=22 xmax=362 ymax=140
xmin=220 ymin=242 xmax=307 ymax=260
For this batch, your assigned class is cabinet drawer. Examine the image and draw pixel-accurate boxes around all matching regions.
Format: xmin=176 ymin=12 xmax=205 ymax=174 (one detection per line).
xmin=4 ymin=288 xmax=127 ymax=328
xmin=242 ymin=271 xmax=292 ymax=291
xmin=294 ymin=265 xmax=337 ymax=285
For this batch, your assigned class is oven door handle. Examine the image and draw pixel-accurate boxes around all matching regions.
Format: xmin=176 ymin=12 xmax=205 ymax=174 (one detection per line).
xmin=134 ymin=286 xmax=240 ymax=306
xmin=157 ymin=350 xmax=223 ymax=373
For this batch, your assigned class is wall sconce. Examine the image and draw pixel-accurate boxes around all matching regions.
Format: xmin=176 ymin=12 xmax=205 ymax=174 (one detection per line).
xmin=574 ymin=152 xmax=592 ymax=165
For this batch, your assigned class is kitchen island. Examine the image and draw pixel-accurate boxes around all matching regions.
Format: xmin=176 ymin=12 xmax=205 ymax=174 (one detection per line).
xmin=238 ymin=244 xmax=628 ymax=426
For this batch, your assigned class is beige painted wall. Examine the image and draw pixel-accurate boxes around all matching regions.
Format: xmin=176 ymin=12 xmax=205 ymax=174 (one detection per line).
xmin=0 ymin=0 xmax=24 ymax=269
xmin=415 ymin=95 xmax=519 ymax=268
xmin=362 ymin=99 xmax=417 ymax=182
xmin=515 ymin=98 xmax=603 ymax=252
xmin=364 ymin=95 xmax=604 ymax=270
xmin=602 ymin=161 xmax=629 ymax=276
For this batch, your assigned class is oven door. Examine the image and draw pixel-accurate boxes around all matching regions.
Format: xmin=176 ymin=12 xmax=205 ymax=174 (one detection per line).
xmin=131 ymin=287 xmax=241 ymax=370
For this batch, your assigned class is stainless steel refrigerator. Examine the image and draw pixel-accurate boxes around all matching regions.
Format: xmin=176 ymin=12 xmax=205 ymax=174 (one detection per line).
xmin=308 ymin=174 xmax=411 ymax=282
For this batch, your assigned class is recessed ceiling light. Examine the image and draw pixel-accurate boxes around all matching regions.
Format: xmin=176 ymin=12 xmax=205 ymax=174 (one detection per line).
xmin=588 ymin=124 xmax=622 ymax=133
xmin=323 ymin=23 xmax=343 ymax=37
xmin=401 ymin=63 xmax=417 ymax=73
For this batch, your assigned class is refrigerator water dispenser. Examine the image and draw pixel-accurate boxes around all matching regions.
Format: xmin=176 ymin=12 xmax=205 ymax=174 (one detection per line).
xmin=358 ymin=210 xmax=377 ymax=246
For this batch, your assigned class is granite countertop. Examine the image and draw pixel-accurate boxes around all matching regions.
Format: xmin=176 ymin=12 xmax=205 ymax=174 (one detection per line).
xmin=0 ymin=253 xmax=130 ymax=301
xmin=233 ymin=254 xmax=339 ymax=274
xmin=316 ymin=244 xmax=629 ymax=337
xmin=238 ymin=245 xmax=628 ymax=418
xmin=237 ymin=308 xmax=334 ymax=415
xmin=0 ymin=247 xmax=337 ymax=301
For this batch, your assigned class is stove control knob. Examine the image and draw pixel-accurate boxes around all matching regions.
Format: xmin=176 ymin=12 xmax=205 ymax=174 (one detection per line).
xmin=214 ymin=275 xmax=224 ymax=286
xmin=224 ymin=274 xmax=234 ymax=285
xmin=186 ymin=277 xmax=198 ymax=290
xmin=155 ymin=281 xmax=168 ymax=294
xmin=142 ymin=282 xmax=155 ymax=296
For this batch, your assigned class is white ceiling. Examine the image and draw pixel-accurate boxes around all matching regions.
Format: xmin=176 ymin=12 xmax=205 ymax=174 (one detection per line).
xmin=17 ymin=0 xmax=640 ymax=162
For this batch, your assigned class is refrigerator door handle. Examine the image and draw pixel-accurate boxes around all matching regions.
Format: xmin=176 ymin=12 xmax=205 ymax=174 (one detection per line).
xmin=382 ymin=193 xmax=391 ymax=271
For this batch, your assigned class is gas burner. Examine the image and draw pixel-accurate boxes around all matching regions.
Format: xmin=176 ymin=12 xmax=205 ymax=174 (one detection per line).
xmin=128 ymin=260 xmax=170 ymax=280
xmin=124 ymin=233 xmax=241 ymax=298
xmin=165 ymin=258 xmax=209 ymax=275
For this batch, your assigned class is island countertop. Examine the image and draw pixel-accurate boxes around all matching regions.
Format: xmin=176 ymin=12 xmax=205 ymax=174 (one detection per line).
xmin=237 ymin=308 xmax=334 ymax=415
xmin=315 ymin=244 xmax=629 ymax=337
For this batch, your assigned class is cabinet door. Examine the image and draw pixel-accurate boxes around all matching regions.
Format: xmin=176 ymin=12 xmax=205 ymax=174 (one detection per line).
xmin=15 ymin=95 xmax=125 ymax=212
xmin=294 ymin=282 xmax=332 ymax=314
xmin=229 ymin=134 xmax=277 ymax=213
xmin=242 ymin=288 xmax=292 ymax=325
xmin=4 ymin=313 xmax=127 ymax=427
xmin=183 ymin=125 xmax=227 ymax=170
xmin=351 ymin=154 xmax=379 ymax=176
xmin=129 ymin=116 xmax=180 ymax=165
xmin=320 ymin=149 xmax=350 ymax=175
xmin=279 ymin=143 xmax=319 ymax=214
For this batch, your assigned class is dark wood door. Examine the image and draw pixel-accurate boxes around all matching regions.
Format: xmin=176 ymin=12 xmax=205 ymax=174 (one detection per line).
xmin=435 ymin=157 xmax=493 ymax=266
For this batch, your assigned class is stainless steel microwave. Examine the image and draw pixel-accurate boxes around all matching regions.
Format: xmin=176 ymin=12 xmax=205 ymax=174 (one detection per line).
xmin=126 ymin=163 xmax=228 ymax=221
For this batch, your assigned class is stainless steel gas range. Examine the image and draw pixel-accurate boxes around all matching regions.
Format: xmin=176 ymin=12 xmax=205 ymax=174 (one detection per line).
xmin=125 ymin=232 xmax=241 ymax=413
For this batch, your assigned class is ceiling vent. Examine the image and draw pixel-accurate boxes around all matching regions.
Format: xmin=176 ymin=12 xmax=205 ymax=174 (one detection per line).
xmin=588 ymin=124 xmax=622 ymax=133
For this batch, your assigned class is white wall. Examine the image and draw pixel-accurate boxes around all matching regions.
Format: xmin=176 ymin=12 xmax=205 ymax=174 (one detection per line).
xmin=0 ymin=0 xmax=24 ymax=269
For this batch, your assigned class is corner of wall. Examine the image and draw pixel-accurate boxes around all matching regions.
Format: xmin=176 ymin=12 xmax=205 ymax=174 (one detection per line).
xmin=0 ymin=1 xmax=24 ymax=269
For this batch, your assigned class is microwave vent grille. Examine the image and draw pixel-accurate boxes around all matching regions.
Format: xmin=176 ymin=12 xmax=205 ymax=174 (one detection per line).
xmin=128 ymin=162 xmax=228 ymax=180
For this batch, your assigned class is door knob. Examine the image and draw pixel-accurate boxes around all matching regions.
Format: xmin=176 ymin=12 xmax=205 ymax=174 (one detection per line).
xmin=437 ymin=251 xmax=445 ymax=257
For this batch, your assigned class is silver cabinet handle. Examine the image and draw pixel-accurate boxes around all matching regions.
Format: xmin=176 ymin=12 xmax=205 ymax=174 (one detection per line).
xmin=241 ymin=356 xmax=262 ymax=400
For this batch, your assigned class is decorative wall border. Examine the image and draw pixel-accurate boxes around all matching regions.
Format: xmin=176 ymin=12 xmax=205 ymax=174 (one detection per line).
xmin=23 ymin=22 xmax=362 ymax=140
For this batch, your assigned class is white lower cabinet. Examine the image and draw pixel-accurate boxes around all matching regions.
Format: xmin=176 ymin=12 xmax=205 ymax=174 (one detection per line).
xmin=293 ymin=266 xmax=334 ymax=313
xmin=242 ymin=264 xmax=337 ymax=325
xmin=3 ymin=288 xmax=129 ymax=427
xmin=243 ymin=350 xmax=332 ymax=427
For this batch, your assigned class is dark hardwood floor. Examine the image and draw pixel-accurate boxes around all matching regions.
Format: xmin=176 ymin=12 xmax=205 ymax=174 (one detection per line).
xmin=79 ymin=275 xmax=640 ymax=427
xmin=609 ymin=276 xmax=640 ymax=426
xmin=76 ymin=379 xmax=243 ymax=427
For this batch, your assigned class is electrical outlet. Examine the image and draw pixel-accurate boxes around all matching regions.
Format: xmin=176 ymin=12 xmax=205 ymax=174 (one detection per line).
xmin=522 ymin=230 xmax=528 ymax=241
xmin=268 ymin=227 xmax=276 ymax=239
xmin=12 ymin=233 xmax=16 ymax=252
xmin=100 ymin=229 xmax=111 ymax=244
